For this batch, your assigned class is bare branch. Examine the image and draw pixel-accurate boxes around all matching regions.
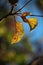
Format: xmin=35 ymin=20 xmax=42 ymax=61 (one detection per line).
xmin=0 ymin=0 xmax=32 ymax=21
xmin=14 ymin=0 xmax=32 ymax=13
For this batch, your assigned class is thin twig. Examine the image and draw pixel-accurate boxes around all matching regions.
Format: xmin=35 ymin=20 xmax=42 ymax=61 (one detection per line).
xmin=14 ymin=0 xmax=32 ymax=13
xmin=12 ymin=13 xmax=43 ymax=17
xmin=9 ymin=6 xmax=14 ymax=14
xmin=30 ymin=14 xmax=43 ymax=17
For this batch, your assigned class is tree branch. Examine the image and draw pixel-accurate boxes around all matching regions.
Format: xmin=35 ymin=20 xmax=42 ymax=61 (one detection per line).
xmin=9 ymin=6 xmax=14 ymax=14
xmin=0 ymin=0 xmax=32 ymax=21
xmin=0 ymin=12 xmax=43 ymax=21
xmin=0 ymin=0 xmax=43 ymax=22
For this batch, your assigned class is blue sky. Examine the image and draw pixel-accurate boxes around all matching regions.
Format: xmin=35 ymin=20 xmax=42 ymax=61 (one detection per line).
xmin=15 ymin=0 xmax=43 ymax=42
xmin=16 ymin=0 xmax=43 ymax=53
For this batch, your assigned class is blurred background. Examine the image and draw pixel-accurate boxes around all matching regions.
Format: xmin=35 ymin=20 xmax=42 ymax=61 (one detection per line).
xmin=0 ymin=0 xmax=43 ymax=65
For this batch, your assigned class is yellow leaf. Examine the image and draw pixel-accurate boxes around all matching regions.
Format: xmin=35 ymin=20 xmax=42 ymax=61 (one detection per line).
xmin=11 ymin=22 xmax=24 ymax=44
xmin=28 ymin=18 xmax=38 ymax=31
